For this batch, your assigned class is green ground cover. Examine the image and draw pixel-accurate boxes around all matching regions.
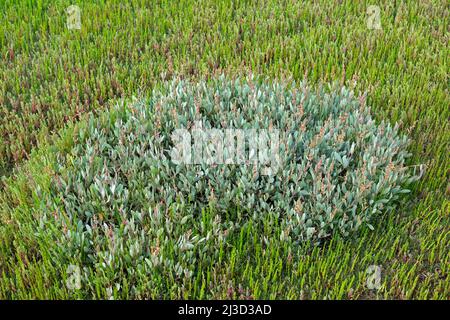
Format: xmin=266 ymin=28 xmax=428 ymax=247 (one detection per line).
xmin=0 ymin=0 xmax=448 ymax=299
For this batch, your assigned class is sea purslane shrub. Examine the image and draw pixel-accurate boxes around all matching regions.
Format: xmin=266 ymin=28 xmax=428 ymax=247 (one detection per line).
xmin=36 ymin=76 xmax=418 ymax=295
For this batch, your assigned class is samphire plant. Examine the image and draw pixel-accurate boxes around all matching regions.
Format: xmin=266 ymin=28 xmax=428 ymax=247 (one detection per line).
xmin=26 ymin=75 xmax=418 ymax=296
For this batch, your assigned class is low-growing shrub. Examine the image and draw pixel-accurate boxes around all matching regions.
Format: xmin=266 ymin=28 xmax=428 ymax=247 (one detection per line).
xmin=5 ymin=76 xmax=419 ymax=297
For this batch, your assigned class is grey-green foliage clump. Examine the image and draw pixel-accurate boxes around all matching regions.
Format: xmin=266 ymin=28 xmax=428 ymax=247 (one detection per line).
xmin=40 ymin=76 xmax=418 ymax=293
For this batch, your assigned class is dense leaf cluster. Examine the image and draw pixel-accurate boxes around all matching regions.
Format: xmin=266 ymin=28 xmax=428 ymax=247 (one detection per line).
xmin=34 ymin=77 xmax=418 ymax=294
